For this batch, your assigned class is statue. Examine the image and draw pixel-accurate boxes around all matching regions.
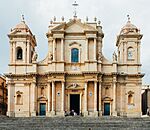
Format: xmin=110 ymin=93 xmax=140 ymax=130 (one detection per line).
xmin=32 ymin=51 xmax=38 ymax=62
xmin=113 ymin=51 xmax=117 ymax=62
xmin=98 ymin=51 xmax=103 ymax=61
xmin=48 ymin=52 xmax=53 ymax=61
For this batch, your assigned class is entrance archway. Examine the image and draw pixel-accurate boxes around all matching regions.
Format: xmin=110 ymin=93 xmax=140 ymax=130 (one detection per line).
xmin=102 ymin=97 xmax=112 ymax=116
xmin=104 ymin=103 xmax=110 ymax=116
xmin=70 ymin=94 xmax=80 ymax=115
xmin=40 ymin=103 xmax=46 ymax=116
xmin=38 ymin=96 xmax=47 ymax=116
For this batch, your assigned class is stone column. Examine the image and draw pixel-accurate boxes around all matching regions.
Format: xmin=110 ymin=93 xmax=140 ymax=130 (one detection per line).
xmin=7 ymin=83 xmax=15 ymax=117
xmin=31 ymin=82 xmax=36 ymax=116
xmin=61 ymin=81 xmax=65 ymax=115
xmin=51 ymin=81 xmax=55 ymax=116
xmin=52 ymin=39 xmax=56 ymax=61
xmin=47 ymin=82 xmax=51 ymax=116
xmin=7 ymin=83 xmax=10 ymax=116
xmin=27 ymin=41 xmax=30 ymax=63
xmin=13 ymin=42 xmax=16 ymax=63
xmin=94 ymin=81 xmax=97 ymax=111
xmin=10 ymin=41 xmax=13 ymax=63
xmin=85 ymin=38 xmax=88 ymax=61
xmin=61 ymin=39 xmax=64 ymax=61
xmin=94 ymin=38 xmax=96 ymax=61
xmin=112 ymin=77 xmax=117 ymax=116
xmin=79 ymin=48 xmax=81 ymax=63
xmin=98 ymin=81 xmax=102 ymax=116
xmin=84 ymin=81 xmax=88 ymax=116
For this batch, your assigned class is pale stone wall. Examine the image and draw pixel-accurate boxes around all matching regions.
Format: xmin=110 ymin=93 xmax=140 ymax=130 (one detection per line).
xmin=6 ymin=17 xmax=144 ymax=117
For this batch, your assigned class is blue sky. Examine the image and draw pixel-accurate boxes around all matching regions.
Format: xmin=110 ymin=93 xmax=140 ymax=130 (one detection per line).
xmin=0 ymin=0 xmax=150 ymax=84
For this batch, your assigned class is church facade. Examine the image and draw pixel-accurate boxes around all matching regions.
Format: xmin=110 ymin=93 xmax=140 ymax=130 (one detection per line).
xmin=6 ymin=16 xmax=144 ymax=117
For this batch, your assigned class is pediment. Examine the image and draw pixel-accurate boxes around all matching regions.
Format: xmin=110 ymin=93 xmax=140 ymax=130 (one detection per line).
xmin=51 ymin=23 xmax=66 ymax=31
xmin=38 ymin=96 xmax=48 ymax=101
xmin=51 ymin=19 xmax=97 ymax=33
xmin=102 ymin=97 xmax=112 ymax=101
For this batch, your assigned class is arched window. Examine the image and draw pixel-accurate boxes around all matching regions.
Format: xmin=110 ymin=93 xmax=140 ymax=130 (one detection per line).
xmin=17 ymin=47 xmax=23 ymax=60
xmin=71 ymin=48 xmax=79 ymax=63
xmin=127 ymin=47 xmax=134 ymax=60
xmin=17 ymin=94 xmax=22 ymax=105
xmin=128 ymin=94 xmax=134 ymax=104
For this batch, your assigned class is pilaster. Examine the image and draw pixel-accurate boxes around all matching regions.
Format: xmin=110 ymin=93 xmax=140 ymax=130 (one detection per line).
xmin=61 ymin=38 xmax=64 ymax=61
xmin=61 ymin=81 xmax=65 ymax=116
xmin=30 ymin=82 xmax=36 ymax=116
xmin=51 ymin=81 xmax=55 ymax=116
xmin=52 ymin=39 xmax=56 ymax=61
xmin=112 ymin=76 xmax=117 ymax=116
xmin=85 ymin=38 xmax=88 ymax=61
xmin=84 ymin=81 xmax=88 ymax=116
xmin=98 ymin=81 xmax=102 ymax=116
xmin=94 ymin=81 xmax=98 ymax=117
xmin=93 ymin=38 xmax=96 ymax=61
xmin=46 ymin=81 xmax=51 ymax=116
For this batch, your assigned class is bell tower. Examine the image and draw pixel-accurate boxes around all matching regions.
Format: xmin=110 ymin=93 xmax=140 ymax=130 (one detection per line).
xmin=116 ymin=16 xmax=143 ymax=74
xmin=8 ymin=16 xmax=36 ymax=74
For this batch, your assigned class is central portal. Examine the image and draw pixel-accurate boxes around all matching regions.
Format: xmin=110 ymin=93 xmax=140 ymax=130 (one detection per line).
xmin=70 ymin=94 xmax=80 ymax=115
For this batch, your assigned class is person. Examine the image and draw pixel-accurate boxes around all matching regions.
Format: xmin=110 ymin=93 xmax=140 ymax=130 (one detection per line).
xmin=70 ymin=110 xmax=74 ymax=116
xmin=147 ymin=107 xmax=149 ymax=116
xmin=74 ymin=111 xmax=77 ymax=116
xmin=65 ymin=110 xmax=69 ymax=116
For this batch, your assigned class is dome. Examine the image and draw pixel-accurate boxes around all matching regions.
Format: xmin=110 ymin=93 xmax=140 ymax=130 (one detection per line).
xmin=15 ymin=21 xmax=30 ymax=30
xmin=10 ymin=20 xmax=32 ymax=35
xmin=120 ymin=20 xmax=139 ymax=35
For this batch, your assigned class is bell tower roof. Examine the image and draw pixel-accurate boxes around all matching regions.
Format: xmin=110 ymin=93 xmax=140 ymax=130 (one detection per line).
xmin=120 ymin=15 xmax=139 ymax=35
xmin=8 ymin=15 xmax=36 ymax=46
xmin=116 ymin=15 xmax=142 ymax=46
xmin=9 ymin=15 xmax=33 ymax=36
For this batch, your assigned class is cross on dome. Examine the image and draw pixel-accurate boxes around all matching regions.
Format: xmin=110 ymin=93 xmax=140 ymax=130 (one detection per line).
xmin=21 ymin=14 xmax=25 ymax=23
xmin=127 ymin=15 xmax=130 ymax=22
xmin=72 ymin=1 xmax=79 ymax=18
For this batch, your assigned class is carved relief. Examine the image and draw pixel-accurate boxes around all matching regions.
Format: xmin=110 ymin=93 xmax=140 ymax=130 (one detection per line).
xmin=66 ymin=83 xmax=80 ymax=89
xmin=97 ymin=51 xmax=103 ymax=61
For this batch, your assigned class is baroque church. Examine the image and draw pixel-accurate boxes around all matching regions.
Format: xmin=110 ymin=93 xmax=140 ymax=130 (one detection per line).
xmin=6 ymin=14 xmax=144 ymax=117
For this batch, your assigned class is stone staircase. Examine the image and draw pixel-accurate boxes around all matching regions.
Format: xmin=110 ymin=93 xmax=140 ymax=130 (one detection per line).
xmin=0 ymin=116 xmax=150 ymax=130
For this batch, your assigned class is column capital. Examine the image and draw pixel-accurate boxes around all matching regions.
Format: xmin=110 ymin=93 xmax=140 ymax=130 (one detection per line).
xmin=25 ymin=83 xmax=31 ymax=86
xmin=47 ymin=80 xmax=52 ymax=83
xmin=61 ymin=80 xmax=65 ymax=83
xmin=94 ymin=80 xmax=98 ymax=83
xmin=7 ymin=82 xmax=15 ymax=85
xmin=98 ymin=80 xmax=102 ymax=83
xmin=52 ymin=80 xmax=55 ymax=83
xmin=84 ymin=80 xmax=88 ymax=83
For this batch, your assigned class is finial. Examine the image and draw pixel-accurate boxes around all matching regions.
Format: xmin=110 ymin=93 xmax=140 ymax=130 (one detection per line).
xmin=94 ymin=17 xmax=97 ymax=22
xmin=21 ymin=14 xmax=25 ymax=22
xmin=127 ymin=15 xmax=130 ymax=22
xmin=53 ymin=16 xmax=56 ymax=22
xmin=50 ymin=19 xmax=53 ymax=24
xmin=61 ymin=16 xmax=64 ymax=21
xmin=72 ymin=1 xmax=79 ymax=18
xmin=86 ymin=16 xmax=88 ymax=22
xmin=98 ymin=21 xmax=101 ymax=25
